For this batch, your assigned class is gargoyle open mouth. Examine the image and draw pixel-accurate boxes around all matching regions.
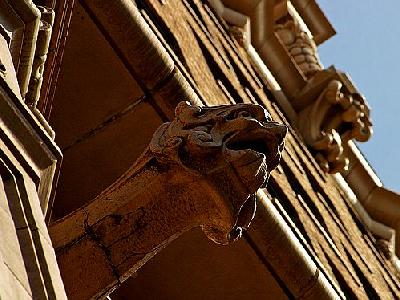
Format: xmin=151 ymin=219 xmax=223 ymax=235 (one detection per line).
xmin=224 ymin=125 xmax=286 ymax=171
xmin=226 ymin=130 xmax=271 ymax=157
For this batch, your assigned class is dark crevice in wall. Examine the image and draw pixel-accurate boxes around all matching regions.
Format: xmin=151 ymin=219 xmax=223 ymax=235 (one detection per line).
xmin=346 ymin=203 xmax=370 ymax=237
xmin=285 ymin=135 xmax=327 ymax=183
xmin=223 ymin=50 xmax=259 ymax=102
xmin=263 ymin=185 xmax=347 ymax=300
xmin=301 ymin=160 xmax=338 ymax=214
xmin=202 ymin=1 xmax=265 ymax=91
xmin=299 ymin=162 xmax=352 ymax=238
xmin=202 ymin=1 xmax=231 ymax=37
xmin=183 ymin=0 xmax=209 ymax=34
xmin=183 ymin=0 xmax=233 ymax=71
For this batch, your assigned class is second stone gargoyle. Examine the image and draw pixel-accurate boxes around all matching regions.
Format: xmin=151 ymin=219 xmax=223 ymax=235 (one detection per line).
xmin=50 ymin=101 xmax=287 ymax=299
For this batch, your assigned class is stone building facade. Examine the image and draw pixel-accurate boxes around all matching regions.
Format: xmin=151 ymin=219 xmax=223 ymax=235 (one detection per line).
xmin=0 ymin=0 xmax=400 ymax=299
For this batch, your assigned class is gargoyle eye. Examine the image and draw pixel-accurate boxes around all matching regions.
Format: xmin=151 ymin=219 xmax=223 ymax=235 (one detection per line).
xmin=226 ymin=110 xmax=252 ymax=120
xmin=237 ymin=111 xmax=251 ymax=118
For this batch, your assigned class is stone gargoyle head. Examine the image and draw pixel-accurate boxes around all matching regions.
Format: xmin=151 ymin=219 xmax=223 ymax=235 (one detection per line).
xmin=150 ymin=101 xmax=287 ymax=244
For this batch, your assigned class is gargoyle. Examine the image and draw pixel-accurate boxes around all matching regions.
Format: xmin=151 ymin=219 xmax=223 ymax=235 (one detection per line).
xmin=49 ymin=101 xmax=287 ymax=299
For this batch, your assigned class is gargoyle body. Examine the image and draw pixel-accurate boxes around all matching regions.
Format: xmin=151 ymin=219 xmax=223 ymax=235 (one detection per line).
xmin=50 ymin=102 xmax=286 ymax=299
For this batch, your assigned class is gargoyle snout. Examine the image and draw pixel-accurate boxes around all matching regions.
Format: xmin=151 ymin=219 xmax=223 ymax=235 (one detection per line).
xmin=266 ymin=122 xmax=287 ymax=145
xmin=244 ymin=104 xmax=271 ymax=123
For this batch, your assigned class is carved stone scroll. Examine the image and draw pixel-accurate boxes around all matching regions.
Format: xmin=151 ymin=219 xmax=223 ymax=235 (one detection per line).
xmin=50 ymin=101 xmax=287 ymax=299
xmin=296 ymin=70 xmax=372 ymax=173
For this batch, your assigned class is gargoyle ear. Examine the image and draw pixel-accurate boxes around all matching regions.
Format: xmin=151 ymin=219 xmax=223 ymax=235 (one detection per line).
xmin=175 ymin=101 xmax=191 ymax=116
xmin=149 ymin=122 xmax=171 ymax=155
xmin=175 ymin=101 xmax=202 ymax=121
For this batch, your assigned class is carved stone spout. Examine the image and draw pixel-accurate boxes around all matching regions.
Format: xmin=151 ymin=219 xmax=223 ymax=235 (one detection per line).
xmin=49 ymin=101 xmax=287 ymax=299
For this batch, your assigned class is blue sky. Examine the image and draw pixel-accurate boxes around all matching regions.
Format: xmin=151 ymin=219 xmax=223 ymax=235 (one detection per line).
xmin=316 ymin=0 xmax=400 ymax=192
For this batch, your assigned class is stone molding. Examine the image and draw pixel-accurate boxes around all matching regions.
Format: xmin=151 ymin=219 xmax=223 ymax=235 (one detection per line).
xmin=79 ymin=0 xmax=202 ymax=120
xmin=341 ymin=142 xmax=400 ymax=263
xmin=0 ymin=72 xmax=64 ymax=298
xmin=208 ymin=0 xmax=305 ymax=97
xmin=208 ymin=0 xmax=334 ymax=99
xmin=0 ymin=75 xmax=61 ymax=214
xmin=290 ymin=0 xmax=335 ymax=45
xmin=50 ymin=102 xmax=287 ymax=299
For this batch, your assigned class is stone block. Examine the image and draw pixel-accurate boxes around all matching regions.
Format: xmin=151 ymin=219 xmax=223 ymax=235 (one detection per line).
xmin=0 ymin=258 xmax=31 ymax=300
xmin=0 ymin=208 xmax=31 ymax=294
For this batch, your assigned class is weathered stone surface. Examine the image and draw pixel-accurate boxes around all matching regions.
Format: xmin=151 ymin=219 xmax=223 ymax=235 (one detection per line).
xmin=50 ymin=101 xmax=286 ymax=299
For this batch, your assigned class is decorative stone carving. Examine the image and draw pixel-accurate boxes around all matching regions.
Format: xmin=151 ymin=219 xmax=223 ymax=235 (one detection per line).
xmin=273 ymin=15 xmax=372 ymax=174
xmin=26 ymin=6 xmax=55 ymax=107
xmin=50 ymin=101 xmax=287 ymax=299
xmin=275 ymin=17 xmax=323 ymax=78
xmin=296 ymin=70 xmax=372 ymax=173
xmin=0 ymin=0 xmax=41 ymax=97
xmin=207 ymin=0 xmax=251 ymax=47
